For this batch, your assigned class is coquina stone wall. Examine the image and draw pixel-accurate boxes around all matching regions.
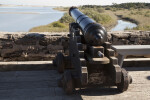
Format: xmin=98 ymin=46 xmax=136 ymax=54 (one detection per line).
xmin=109 ymin=31 xmax=150 ymax=45
xmin=0 ymin=32 xmax=68 ymax=61
xmin=0 ymin=31 xmax=150 ymax=61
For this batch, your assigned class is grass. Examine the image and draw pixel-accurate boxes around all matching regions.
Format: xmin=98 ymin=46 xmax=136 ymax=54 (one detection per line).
xmin=29 ymin=7 xmax=117 ymax=32
xmin=30 ymin=3 xmax=150 ymax=32
xmin=80 ymin=8 xmax=117 ymax=29
xmin=53 ymin=7 xmax=68 ymax=12
xmin=111 ymin=8 xmax=150 ymax=31
xmin=29 ymin=21 xmax=69 ymax=32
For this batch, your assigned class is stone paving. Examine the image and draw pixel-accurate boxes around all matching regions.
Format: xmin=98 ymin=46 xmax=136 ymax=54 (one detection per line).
xmin=0 ymin=67 xmax=150 ymax=100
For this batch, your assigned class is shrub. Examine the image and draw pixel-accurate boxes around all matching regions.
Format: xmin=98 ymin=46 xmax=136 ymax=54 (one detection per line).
xmin=145 ymin=11 xmax=150 ymax=17
xmin=82 ymin=10 xmax=112 ymax=24
xmin=59 ymin=13 xmax=74 ymax=23
xmin=130 ymin=11 xmax=134 ymax=15
xmin=105 ymin=7 xmax=111 ymax=10
xmin=135 ymin=11 xmax=143 ymax=15
xmin=51 ymin=21 xmax=65 ymax=28
xmin=97 ymin=8 xmax=105 ymax=13
xmin=145 ymin=13 xmax=150 ymax=17
xmin=133 ymin=25 xmax=150 ymax=30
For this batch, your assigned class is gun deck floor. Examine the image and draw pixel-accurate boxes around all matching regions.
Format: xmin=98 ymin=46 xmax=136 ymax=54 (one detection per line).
xmin=0 ymin=63 xmax=149 ymax=100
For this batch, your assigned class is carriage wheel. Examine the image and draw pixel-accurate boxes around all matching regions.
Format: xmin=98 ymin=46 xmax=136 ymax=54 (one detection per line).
xmin=63 ymin=71 xmax=75 ymax=94
xmin=57 ymin=53 xmax=65 ymax=73
xmin=117 ymin=68 xmax=130 ymax=92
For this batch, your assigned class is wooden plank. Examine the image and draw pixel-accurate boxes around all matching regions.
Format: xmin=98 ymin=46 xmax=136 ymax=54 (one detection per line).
xmin=87 ymin=55 xmax=110 ymax=64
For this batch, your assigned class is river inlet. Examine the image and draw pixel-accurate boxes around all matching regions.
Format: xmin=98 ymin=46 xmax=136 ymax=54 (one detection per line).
xmin=0 ymin=6 xmax=64 ymax=32
xmin=111 ymin=20 xmax=137 ymax=31
xmin=0 ymin=6 xmax=137 ymax=32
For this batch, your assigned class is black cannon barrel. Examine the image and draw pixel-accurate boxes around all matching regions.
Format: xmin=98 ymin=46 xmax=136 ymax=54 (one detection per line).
xmin=69 ymin=7 xmax=107 ymax=45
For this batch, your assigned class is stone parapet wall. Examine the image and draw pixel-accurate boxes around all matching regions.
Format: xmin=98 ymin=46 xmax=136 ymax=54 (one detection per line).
xmin=0 ymin=31 xmax=150 ymax=61
xmin=0 ymin=32 xmax=68 ymax=61
xmin=109 ymin=31 xmax=150 ymax=45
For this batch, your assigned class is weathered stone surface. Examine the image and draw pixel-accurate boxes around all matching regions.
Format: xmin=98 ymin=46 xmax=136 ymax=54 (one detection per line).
xmin=0 ymin=31 xmax=150 ymax=61
xmin=109 ymin=31 xmax=150 ymax=45
xmin=0 ymin=32 xmax=68 ymax=61
xmin=0 ymin=67 xmax=149 ymax=100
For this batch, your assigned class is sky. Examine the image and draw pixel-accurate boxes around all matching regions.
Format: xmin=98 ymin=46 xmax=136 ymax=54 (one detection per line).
xmin=0 ymin=0 xmax=150 ymax=6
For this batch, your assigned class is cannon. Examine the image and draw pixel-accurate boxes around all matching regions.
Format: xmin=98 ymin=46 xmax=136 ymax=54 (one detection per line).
xmin=53 ymin=7 xmax=132 ymax=94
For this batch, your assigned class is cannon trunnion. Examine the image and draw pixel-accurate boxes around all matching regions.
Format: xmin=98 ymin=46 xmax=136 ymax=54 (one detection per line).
xmin=53 ymin=7 xmax=132 ymax=94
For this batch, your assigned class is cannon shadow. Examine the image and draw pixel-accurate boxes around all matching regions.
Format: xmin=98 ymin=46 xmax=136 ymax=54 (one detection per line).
xmin=75 ymin=87 xmax=119 ymax=96
xmin=124 ymin=67 xmax=150 ymax=71
xmin=147 ymin=76 xmax=150 ymax=80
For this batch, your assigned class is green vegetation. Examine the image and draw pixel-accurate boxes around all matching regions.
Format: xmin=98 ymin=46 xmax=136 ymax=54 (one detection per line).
xmin=30 ymin=3 xmax=150 ymax=32
xmin=111 ymin=8 xmax=150 ymax=30
xmin=104 ymin=3 xmax=150 ymax=31
xmin=108 ymin=3 xmax=150 ymax=9
xmin=53 ymin=7 xmax=68 ymax=12
xmin=59 ymin=13 xmax=74 ymax=23
xmin=29 ymin=21 xmax=68 ymax=32
xmin=80 ymin=8 xmax=116 ymax=26
xmin=30 ymin=6 xmax=117 ymax=32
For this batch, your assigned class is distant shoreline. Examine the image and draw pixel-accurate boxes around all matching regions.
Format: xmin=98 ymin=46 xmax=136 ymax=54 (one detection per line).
xmin=0 ymin=4 xmax=54 ymax=8
xmin=0 ymin=12 xmax=39 ymax=14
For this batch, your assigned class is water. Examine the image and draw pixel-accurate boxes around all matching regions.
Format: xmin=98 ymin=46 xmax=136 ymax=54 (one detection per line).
xmin=0 ymin=6 xmax=64 ymax=32
xmin=111 ymin=20 xmax=137 ymax=31
xmin=0 ymin=7 xmax=137 ymax=32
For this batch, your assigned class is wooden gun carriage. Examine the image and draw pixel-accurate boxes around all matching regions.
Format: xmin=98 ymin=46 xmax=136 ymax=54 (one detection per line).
xmin=53 ymin=7 xmax=132 ymax=94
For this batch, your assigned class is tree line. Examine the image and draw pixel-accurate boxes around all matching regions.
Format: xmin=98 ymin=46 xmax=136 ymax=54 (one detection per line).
xmin=81 ymin=3 xmax=150 ymax=9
